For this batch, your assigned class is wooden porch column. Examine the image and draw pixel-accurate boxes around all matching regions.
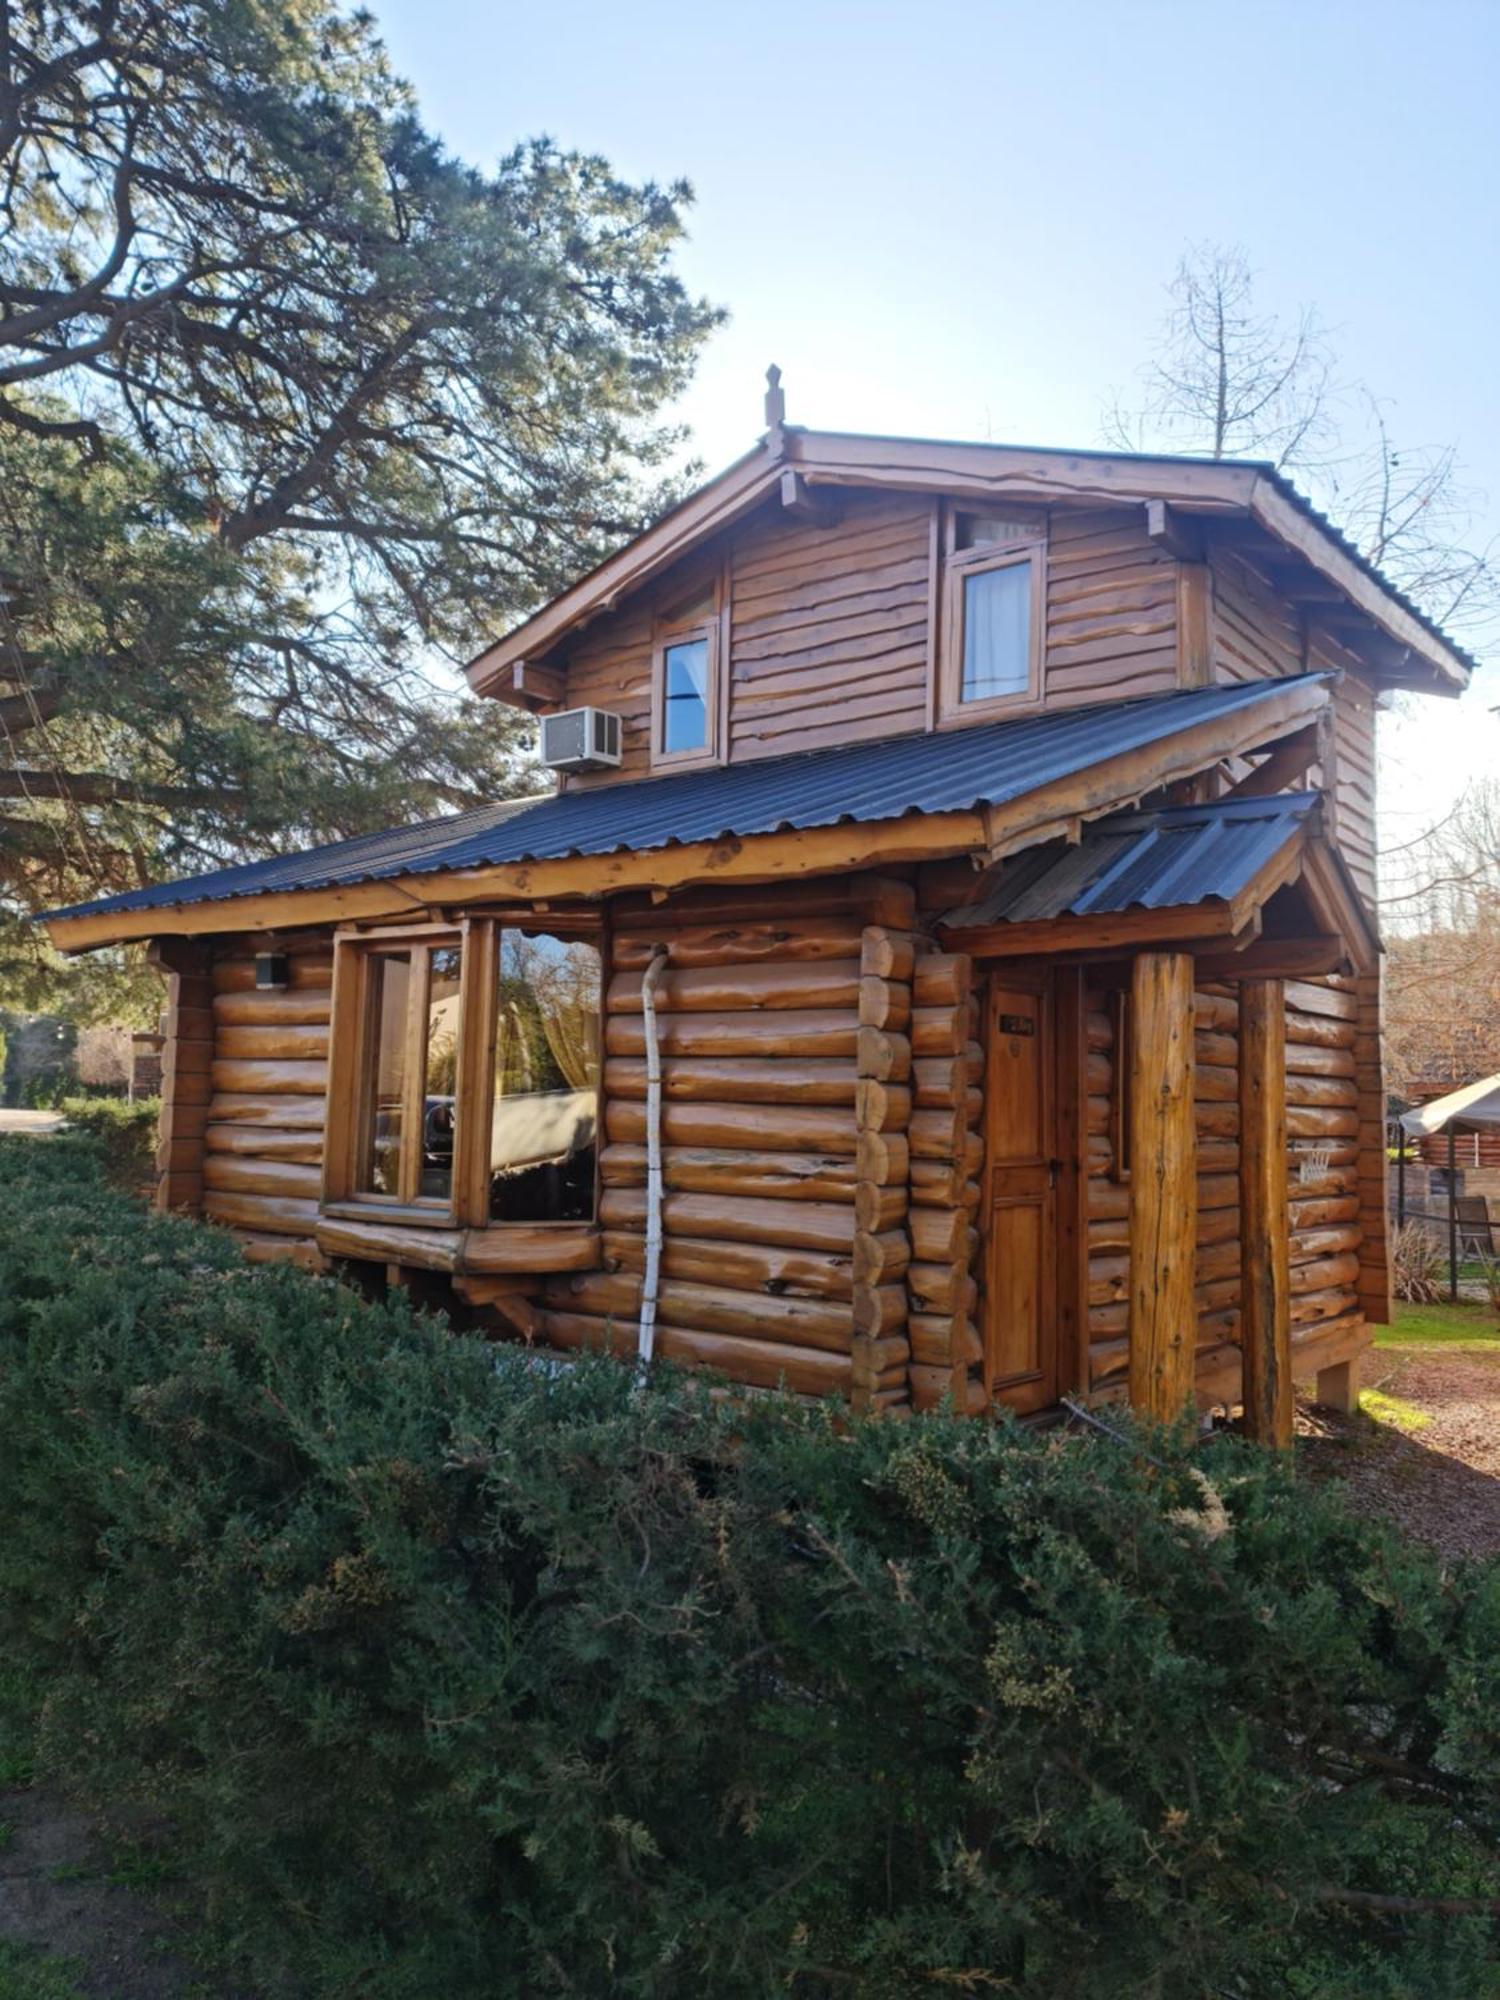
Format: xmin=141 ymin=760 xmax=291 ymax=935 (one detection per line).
xmin=1238 ymin=978 xmax=1293 ymax=1447
xmin=1127 ymin=952 xmax=1198 ymax=1421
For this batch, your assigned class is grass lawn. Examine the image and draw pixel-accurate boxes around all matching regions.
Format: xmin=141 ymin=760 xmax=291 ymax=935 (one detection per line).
xmin=1377 ymin=1299 xmax=1500 ymax=1350
xmin=0 ymin=1940 xmax=87 ymax=1999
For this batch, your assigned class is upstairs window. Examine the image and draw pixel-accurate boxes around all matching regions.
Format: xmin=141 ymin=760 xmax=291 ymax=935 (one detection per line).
xmin=939 ymin=509 xmax=1045 ymax=722
xmin=651 ymin=581 xmax=721 ymax=770
xmin=325 ymin=920 xmax=600 ymax=1229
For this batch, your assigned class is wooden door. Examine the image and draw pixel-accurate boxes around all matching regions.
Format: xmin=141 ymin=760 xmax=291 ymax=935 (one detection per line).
xmin=983 ymin=969 xmax=1058 ymax=1414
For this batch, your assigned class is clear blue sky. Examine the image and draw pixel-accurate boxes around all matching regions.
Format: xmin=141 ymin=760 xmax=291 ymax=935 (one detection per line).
xmin=376 ymin=0 xmax=1499 ymax=848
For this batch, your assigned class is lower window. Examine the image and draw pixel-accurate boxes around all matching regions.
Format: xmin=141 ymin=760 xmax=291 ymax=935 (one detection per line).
xmin=328 ymin=920 xmax=601 ymax=1227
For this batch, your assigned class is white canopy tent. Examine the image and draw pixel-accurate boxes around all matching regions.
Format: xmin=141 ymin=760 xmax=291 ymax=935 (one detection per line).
xmin=1396 ymin=1074 xmax=1500 ymax=1297
xmin=1401 ymin=1074 xmax=1500 ymax=1139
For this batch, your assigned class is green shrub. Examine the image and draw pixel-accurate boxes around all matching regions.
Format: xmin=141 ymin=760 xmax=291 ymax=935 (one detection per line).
xmin=58 ymin=1096 xmax=159 ymax=1189
xmin=1 ymin=1133 xmax=1498 ymax=1998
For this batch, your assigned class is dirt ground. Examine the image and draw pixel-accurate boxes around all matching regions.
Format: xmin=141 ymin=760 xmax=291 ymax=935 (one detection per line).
xmin=0 ymin=1788 xmax=253 ymax=1999
xmin=1299 ymin=1323 xmax=1500 ymax=1563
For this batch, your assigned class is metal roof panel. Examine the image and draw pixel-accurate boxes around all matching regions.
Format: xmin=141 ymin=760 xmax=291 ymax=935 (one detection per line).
xmin=45 ymin=678 xmax=1324 ymax=926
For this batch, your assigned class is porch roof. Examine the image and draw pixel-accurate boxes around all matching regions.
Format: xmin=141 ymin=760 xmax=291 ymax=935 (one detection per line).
xmin=42 ymin=673 xmax=1330 ymax=949
xmin=1401 ymin=1075 xmax=1500 ymax=1138
xmin=937 ymin=793 xmax=1321 ymax=929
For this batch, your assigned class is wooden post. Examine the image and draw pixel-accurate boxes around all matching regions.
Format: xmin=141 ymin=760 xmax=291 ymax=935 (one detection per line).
xmin=1238 ymin=979 xmax=1292 ymax=1447
xmin=1448 ymin=1125 xmax=1459 ymax=1303
xmin=148 ymin=937 xmax=214 ymax=1215
xmin=1127 ymin=952 xmax=1197 ymax=1422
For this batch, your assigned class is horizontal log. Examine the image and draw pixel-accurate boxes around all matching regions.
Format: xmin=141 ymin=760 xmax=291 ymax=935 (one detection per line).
xmin=203 ymin=1155 xmax=322 ymax=1198
xmin=215 ymin=1023 xmax=330 ymax=1062
xmin=606 ymin=1008 xmax=857 ymax=1059
xmin=463 ymin=1226 xmax=601 ymax=1274
xmin=852 ymin=1281 xmax=909 ymax=1337
xmin=606 ymin=1098 xmax=858 ymax=1154
xmin=860 ymin=926 xmax=916 ymax=984
xmin=599 ymin=1144 xmax=858 ymax=1201
xmin=910 ymin=1205 xmax=971 ymax=1264
xmin=1285 ymin=980 xmax=1358 ymax=1022
xmin=606 ymin=959 xmax=861 ymax=1013
xmin=912 ymin=1005 xmax=967 ymax=1057
xmin=1288 ymin=1194 xmax=1360 ymax=1229
xmin=856 ymin=1129 xmax=909 ymax=1187
xmin=1286 ymin=1073 xmax=1359 ymax=1109
xmin=539 ymin=1309 xmax=860 ymax=1398
xmin=1193 ymin=991 xmax=1239 ymax=1032
xmin=853 ymin=1183 xmax=908 ymax=1232
xmin=204 ymin=1123 xmax=323 ymax=1162
xmin=909 ymin=1363 xmax=980 ymax=1413
xmin=314 ymin=1216 xmax=462 ymax=1269
xmin=611 ymin=920 xmax=866 ymax=970
xmin=909 ymin=1311 xmax=983 ymax=1369
xmin=605 ymin=1057 xmax=855 ymax=1105
xmin=1290 ymin=1224 xmax=1362 ymax=1263
xmin=852 ymin=1227 xmax=911 ymax=1285
xmin=545 ymin=1270 xmax=858 ymax=1354
xmin=1194 ymin=1030 xmax=1238 ymax=1067
xmin=205 ymin=1190 xmax=322 ymax=1238
xmin=211 ymin=955 xmax=333 ymax=993
xmin=603 ymin=1230 xmax=852 ymax=1300
xmin=206 ymin=1092 xmax=326 ymax=1130
xmin=855 ymin=1079 xmax=911 ymax=1133
xmin=858 ymin=976 xmax=911 ymax=1036
xmin=1284 ymin=1040 xmax=1357 ymax=1078
xmin=856 ymin=1026 xmax=911 ymax=1082
xmin=910 ymin=1157 xmax=974 ymax=1207
xmin=210 ymin=1058 xmax=328 ymax=1096
xmin=1287 ymin=1106 xmax=1360 ymax=1140
xmin=1194 ymin=1063 xmax=1237 ymax=1104
xmin=1292 ymin=1284 xmax=1361 ymax=1327
xmin=1289 ymin=1252 xmax=1360 ymax=1296
xmin=909 ymin=1104 xmax=974 ymax=1160
xmin=912 ymin=952 xmax=972 ymax=1009
xmin=601 ymin=1187 xmax=853 ymax=1254
xmin=211 ymin=990 xmax=331 ymax=1027
xmin=236 ymin=1231 xmax=329 ymax=1272
xmin=907 ymin=1261 xmax=978 ymax=1314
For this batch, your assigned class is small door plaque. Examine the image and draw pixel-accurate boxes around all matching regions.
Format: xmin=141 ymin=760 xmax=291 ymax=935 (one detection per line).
xmin=998 ymin=1012 xmax=1035 ymax=1036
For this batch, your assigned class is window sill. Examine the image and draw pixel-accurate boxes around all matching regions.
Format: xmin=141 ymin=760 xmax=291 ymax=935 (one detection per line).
xmin=314 ymin=1211 xmax=600 ymax=1276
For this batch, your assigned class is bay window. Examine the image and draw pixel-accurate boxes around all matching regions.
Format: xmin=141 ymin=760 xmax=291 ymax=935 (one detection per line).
xmin=324 ymin=918 xmax=601 ymax=1230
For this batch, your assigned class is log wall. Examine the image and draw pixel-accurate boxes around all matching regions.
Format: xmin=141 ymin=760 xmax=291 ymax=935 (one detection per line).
xmin=1085 ymin=975 xmax=1367 ymax=1404
xmin=553 ymin=496 xmax=1184 ymax=785
xmin=541 ymin=882 xmax=917 ymax=1405
xmin=198 ymin=931 xmax=332 ymax=1272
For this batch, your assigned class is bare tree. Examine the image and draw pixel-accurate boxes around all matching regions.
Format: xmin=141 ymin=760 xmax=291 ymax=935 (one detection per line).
xmin=1106 ymin=242 xmax=1500 ymax=655
xmin=1103 ymin=244 xmax=1335 ymax=469
xmin=1381 ymin=781 xmax=1500 ymax=1093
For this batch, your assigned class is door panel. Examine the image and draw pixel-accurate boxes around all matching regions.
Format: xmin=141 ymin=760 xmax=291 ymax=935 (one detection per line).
xmin=984 ymin=972 xmax=1058 ymax=1414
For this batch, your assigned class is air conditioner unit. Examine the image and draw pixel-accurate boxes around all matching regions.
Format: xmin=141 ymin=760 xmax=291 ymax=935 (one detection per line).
xmin=539 ymin=706 xmax=623 ymax=773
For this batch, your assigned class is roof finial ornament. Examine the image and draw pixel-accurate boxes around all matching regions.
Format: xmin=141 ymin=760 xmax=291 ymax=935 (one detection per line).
xmin=764 ymin=363 xmax=785 ymax=433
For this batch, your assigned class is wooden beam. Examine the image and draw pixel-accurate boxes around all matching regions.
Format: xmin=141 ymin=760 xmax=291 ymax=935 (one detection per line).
xmin=941 ymin=901 xmax=1240 ymax=960
xmin=1239 ymin=978 xmax=1293 ymax=1447
xmin=1127 ymin=952 xmax=1197 ymax=1421
xmin=779 ymin=467 xmax=834 ymax=526
xmin=1146 ymin=499 xmax=1204 ymax=563
xmin=1192 ymin=934 xmax=1348 ymax=982
xmin=1222 ymin=725 xmax=1321 ymax=800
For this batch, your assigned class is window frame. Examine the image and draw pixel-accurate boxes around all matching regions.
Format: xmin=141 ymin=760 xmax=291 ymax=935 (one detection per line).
xmin=937 ymin=511 xmax=1046 ymax=726
xmin=650 ymin=596 xmax=722 ymax=772
xmin=322 ymin=914 xmax=604 ymax=1231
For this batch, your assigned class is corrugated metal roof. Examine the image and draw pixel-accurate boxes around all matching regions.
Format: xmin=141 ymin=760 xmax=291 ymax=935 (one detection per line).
xmin=45 ymin=676 xmax=1323 ymax=925
xmin=939 ymin=793 xmax=1320 ymax=929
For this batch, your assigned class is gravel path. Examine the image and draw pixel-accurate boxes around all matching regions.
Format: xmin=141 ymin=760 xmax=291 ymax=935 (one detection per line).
xmin=0 ymin=1110 xmax=64 ymax=1136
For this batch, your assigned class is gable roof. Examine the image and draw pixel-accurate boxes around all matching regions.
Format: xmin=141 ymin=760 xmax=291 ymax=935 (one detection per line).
xmin=465 ymin=427 xmax=1475 ymax=699
xmin=43 ymin=674 xmax=1329 ymax=950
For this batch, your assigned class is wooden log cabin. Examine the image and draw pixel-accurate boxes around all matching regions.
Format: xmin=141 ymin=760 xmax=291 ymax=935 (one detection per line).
xmin=43 ymin=401 xmax=1475 ymax=1440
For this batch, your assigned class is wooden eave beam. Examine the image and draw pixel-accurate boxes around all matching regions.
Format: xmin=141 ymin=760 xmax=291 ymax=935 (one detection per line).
xmin=1249 ymin=477 xmax=1469 ymax=692
xmin=936 ymin=900 xmax=1241 ymax=959
xmin=487 ymin=660 xmax=566 ymax=714
xmin=1144 ymin=499 xmax=1204 ymax=562
xmin=44 ymin=680 xmax=1332 ymax=955
xmin=980 ymin=676 xmax=1330 ymax=863
xmin=1221 ymin=725 xmax=1321 ymax=800
xmin=1193 ymin=933 xmax=1349 ymax=981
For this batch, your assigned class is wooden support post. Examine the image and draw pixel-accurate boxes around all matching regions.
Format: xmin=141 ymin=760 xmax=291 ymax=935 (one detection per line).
xmin=1126 ymin=952 xmax=1197 ymax=1422
xmin=149 ymin=937 xmax=214 ymax=1216
xmin=1316 ymin=1356 xmax=1359 ymax=1415
xmin=1238 ymin=978 xmax=1292 ymax=1447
